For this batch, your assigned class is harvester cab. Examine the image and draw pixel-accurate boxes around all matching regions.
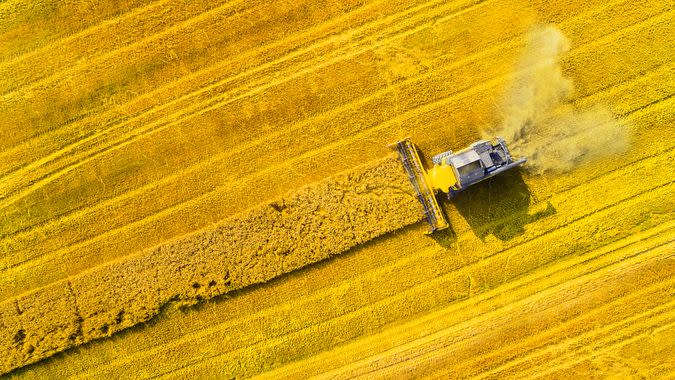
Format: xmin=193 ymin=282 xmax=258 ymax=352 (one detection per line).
xmin=391 ymin=137 xmax=526 ymax=234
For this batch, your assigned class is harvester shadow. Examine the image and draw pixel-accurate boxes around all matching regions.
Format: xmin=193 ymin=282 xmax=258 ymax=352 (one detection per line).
xmin=448 ymin=170 xmax=556 ymax=241
xmin=426 ymin=223 xmax=457 ymax=249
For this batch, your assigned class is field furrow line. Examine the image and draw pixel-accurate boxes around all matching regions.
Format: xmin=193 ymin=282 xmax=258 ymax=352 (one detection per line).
xmin=524 ymin=314 xmax=675 ymax=379
xmin=0 ymin=145 xmax=672 ymax=374
xmin=0 ymin=0 xmax=396 ymax=158
xmin=254 ymin=226 xmax=675 ymax=379
xmin=581 ymin=60 xmax=674 ymax=107
xmin=402 ymin=293 xmax=675 ymax=380
xmin=2 ymin=1 xmax=386 ymax=182
xmin=6 ymin=0 xmax=648 ymax=186
xmin=0 ymin=0 xmax=437 ymax=178
xmin=0 ymin=0 xmax=263 ymax=98
xmin=1 ymin=0 xmax=671 ymax=377
xmin=446 ymin=270 xmax=675 ymax=378
xmin=84 ymin=219 xmax=675 ymax=379
xmin=1 ymin=2 xmax=668 ymax=247
xmin=0 ymin=0 xmax=160 ymax=62
xmin=433 ymin=298 xmax=675 ymax=380
xmin=1 ymin=85 xmax=671 ymax=291
xmin=0 ymin=0 xmax=453 ymax=159
xmin=3 ymin=47 xmax=671 ymax=257
xmin=0 ymin=0 xmax=472 ymax=207
xmin=78 ymin=238 xmax=449 ymax=378
xmin=0 ymin=0 xmax=267 ymax=154
xmin=544 ymin=321 xmax=675 ymax=379
xmin=0 ymin=0 xmax=231 ymax=66
xmin=115 ymin=181 xmax=675 ymax=377
xmin=5 ymin=11 xmax=668 ymax=258
xmin=470 ymin=300 xmax=675 ymax=379
xmin=314 ymin=240 xmax=675 ymax=380
xmin=621 ymin=92 xmax=675 ymax=117
xmin=156 ymin=213 xmax=675 ymax=379
xmin=0 ymin=0 xmax=483 ymax=207
xmin=0 ymin=0 xmax=196 ymax=87
xmin=0 ymin=156 xmax=421 ymax=375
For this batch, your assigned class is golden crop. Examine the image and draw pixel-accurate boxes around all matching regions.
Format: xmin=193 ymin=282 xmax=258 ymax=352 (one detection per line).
xmin=0 ymin=0 xmax=673 ymax=377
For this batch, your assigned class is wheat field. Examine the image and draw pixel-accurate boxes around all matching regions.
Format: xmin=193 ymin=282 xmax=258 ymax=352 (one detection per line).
xmin=0 ymin=0 xmax=673 ymax=378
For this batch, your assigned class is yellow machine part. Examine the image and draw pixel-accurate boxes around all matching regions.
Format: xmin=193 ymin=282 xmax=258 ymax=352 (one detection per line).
xmin=429 ymin=163 xmax=458 ymax=193
xmin=392 ymin=138 xmax=450 ymax=233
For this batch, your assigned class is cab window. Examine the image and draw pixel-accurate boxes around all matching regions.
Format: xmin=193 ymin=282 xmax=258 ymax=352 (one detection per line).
xmin=457 ymin=160 xmax=482 ymax=177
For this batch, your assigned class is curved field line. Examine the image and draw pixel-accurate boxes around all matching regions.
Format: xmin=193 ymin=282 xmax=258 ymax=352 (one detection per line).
xmin=90 ymin=221 xmax=675 ymax=378
xmin=385 ymin=289 xmax=675 ymax=380
xmin=429 ymin=298 xmax=675 ymax=380
xmin=0 ymin=0 xmax=668 ymax=324
xmin=254 ymin=227 xmax=675 ymax=379
xmin=96 ymin=8 xmax=675 ymax=378
xmin=469 ymin=304 xmax=675 ymax=380
xmin=0 ymin=0 xmax=462 ymax=203
xmin=532 ymin=320 xmax=675 ymax=380
xmin=79 ymin=188 xmax=675 ymax=378
xmin=3 ymin=157 xmax=672 ymax=380
xmin=76 ymin=236 xmax=444 ymax=378
xmin=1 ymin=2 xmax=666 ymax=245
xmin=312 ymin=241 xmax=675 ymax=380
xmin=1 ymin=59 xmax=672 ymax=281
xmin=446 ymin=267 xmax=675 ymax=378
xmin=173 ymin=293 xmax=675 ymax=379
xmin=153 ymin=212 xmax=675 ymax=378
xmin=1 ymin=2 xmax=672 ymax=378
xmin=522 ymin=309 xmax=675 ymax=380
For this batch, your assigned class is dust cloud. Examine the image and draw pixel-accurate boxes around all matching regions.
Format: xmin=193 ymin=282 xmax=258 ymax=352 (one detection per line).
xmin=487 ymin=25 xmax=630 ymax=174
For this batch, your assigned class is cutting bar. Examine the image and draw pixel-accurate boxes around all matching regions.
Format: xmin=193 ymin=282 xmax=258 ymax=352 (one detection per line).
xmin=391 ymin=138 xmax=450 ymax=234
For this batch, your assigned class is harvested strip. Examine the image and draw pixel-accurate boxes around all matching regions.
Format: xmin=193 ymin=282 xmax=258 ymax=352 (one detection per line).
xmin=0 ymin=155 xmax=421 ymax=375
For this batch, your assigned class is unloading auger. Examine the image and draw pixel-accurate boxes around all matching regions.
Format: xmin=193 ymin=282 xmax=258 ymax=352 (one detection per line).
xmin=391 ymin=137 xmax=526 ymax=234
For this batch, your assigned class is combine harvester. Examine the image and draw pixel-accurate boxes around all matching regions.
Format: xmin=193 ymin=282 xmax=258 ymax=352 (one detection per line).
xmin=392 ymin=137 xmax=526 ymax=233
